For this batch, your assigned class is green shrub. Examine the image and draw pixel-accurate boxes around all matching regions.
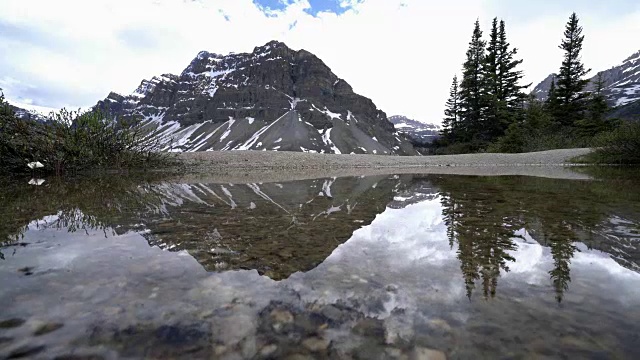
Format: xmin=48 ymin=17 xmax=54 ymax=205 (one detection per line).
xmin=0 ymin=92 xmax=174 ymax=174
xmin=488 ymin=123 xmax=593 ymax=153
xmin=588 ymin=122 xmax=640 ymax=164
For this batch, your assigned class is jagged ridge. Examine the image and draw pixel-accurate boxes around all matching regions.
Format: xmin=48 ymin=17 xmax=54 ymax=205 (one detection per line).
xmin=532 ymin=50 xmax=640 ymax=109
xmin=96 ymin=41 xmax=416 ymax=155
xmin=389 ymin=115 xmax=441 ymax=144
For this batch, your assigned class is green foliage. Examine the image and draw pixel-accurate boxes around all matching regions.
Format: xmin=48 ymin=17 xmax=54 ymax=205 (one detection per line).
xmin=553 ymin=12 xmax=591 ymax=126
xmin=487 ymin=96 xmax=592 ymax=153
xmin=482 ymin=19 xmax=528 ymax=140
xmin=441 ymin=75 xmax=460 ymax=141
xmin=0 ymin=174 xmax=169 ymax=247
xmin=589 ymin=122 xmax=640 ymax=164
xmin=441 ymin=13 xmax=636 ymax=157
xmin=575 ymin=73 xmax=616 ymax=138
xmin=458 ymin=20 xmax=486 ymax=143
xmin=443 ymin=18 xmax=528 ymax=152
xmin=0 ymin=91 xmax=174 ymax=174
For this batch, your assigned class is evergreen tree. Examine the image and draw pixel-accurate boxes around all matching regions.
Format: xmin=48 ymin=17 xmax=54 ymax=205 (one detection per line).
xmin=576 ymin=73 xmax=611 ymax=136
xmin=554 ymin=12 xmax=591 ymax=126
xmin=458 ymin=20 xmax=486 ymax=143
xmin=442 ymin=75 xmax=460 ymax=141
xmin=482 ymin=18 xmax=500 ymax=140
xmin=481 ymin=19 xmax=528 ymax=142
xmin=497 ymin=20 xmax=528 ymax=126
xmin=588 ymin=73 xmax=609 ymax=122
xmin=545 ymin=77 xmax=558 ymax=115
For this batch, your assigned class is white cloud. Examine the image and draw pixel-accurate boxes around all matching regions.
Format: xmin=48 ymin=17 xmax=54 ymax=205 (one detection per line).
xmin=0 ymin=0 xmax=638 ymax=124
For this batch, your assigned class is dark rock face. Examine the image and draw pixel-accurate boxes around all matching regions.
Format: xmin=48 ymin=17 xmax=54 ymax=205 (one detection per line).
xmin=96 ymin=41 xmax=416 ymax=155
xmin=388 ymin=115 xmax=440 ymax=144
xmin=532 ymin=50 xmax=640 ymax=110
xmin=531 ymin=73 xmax=557 ymax=102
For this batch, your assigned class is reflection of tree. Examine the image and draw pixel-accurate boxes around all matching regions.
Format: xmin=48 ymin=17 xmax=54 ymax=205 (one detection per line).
xmin=0 ymin=174 xmax=167 ymax=255
xmin=529 ymin=221 xmax=578 ymax=303
xmin=439 ymin=186 xmax=519 ymax=300
xmin=434 ymin=174 xmax=640 ymax=302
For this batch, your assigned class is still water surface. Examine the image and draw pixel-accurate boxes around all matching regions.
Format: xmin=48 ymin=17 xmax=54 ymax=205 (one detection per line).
xmin=1 ymin=171 xmax=639 ymax=359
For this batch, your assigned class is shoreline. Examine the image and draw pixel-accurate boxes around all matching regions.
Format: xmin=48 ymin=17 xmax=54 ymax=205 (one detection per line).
xmin=172 ymin=148 xmax=594 ymax=182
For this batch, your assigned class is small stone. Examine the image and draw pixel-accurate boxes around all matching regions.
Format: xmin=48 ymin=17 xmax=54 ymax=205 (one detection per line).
xmin=385 ymin=347 xmax=404 ymax=358
xmin=34 ymin=322 xmax=64 ymax=336
xmin=321 ymin=305 xmax=343 ymax=322
xmin=199 ymin=310 xmax=214 ymax=319
xmin=386 ymin=284 xmax=399 ymax=293
xmin=214 ymin=345 xmax=228 ymax=355
xmin=428 ymin=319 xmax=452 ymax=333
xmin=259 ymin=344 xmax=278 ymax=356
xmin=0 ymin=318 xmax=25 ymax=329
xmin=352 ymin=318 xmax=385 ymax=338
xmin=302 ymin=337 xmax=330 ymax=352
xmin=241 ymin=336 xmax=257 ymax=359
xmin=270 ymin=309 xmax=294 ymax=324
xmin=410 ymin=347 xmax=446 ymax=360
xmin=7 ymin=345 xmax=46 ymax=359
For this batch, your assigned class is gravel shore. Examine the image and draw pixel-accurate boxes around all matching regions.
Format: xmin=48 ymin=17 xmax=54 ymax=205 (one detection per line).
xmin=175 ymin=148 xmax=593 ymax=182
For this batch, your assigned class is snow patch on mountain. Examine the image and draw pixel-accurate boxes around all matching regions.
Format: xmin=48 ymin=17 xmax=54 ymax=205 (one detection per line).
xmin=389 ymin=115 xmax=441 ymax=144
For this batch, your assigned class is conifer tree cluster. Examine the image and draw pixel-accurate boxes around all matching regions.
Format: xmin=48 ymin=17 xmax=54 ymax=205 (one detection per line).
xmin=441 ymin=18 xmax=527 ymax=147
xmin=437 ymin=12 xmax=622 ymax=155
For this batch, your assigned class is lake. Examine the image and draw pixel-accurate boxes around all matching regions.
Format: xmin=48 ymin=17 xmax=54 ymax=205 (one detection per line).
xmin=1 ymin=170 xmax=639 ymax=359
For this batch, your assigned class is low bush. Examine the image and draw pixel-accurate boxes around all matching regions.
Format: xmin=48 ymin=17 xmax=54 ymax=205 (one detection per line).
xmin=588 ymin=122 xmax=640 ymax=164
xmin=487 ymin=123 xmax=593 ymax=154
xmin=0 ymin=92 xmax=173 ymax=174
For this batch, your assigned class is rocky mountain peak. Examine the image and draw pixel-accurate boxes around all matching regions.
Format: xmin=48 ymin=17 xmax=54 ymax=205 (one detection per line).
xmin=389 ymin=115 xmax=440 ymax=144
xmin=532 ymin=49 xmax=640 ymax=108
xmin=623 ymin=50 xmax=640 ymax=65
xmin=96 ymin=40 xmax=416 ymax=155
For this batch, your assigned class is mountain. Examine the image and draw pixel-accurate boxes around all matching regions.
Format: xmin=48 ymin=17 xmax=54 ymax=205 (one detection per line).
xmin=532 ymin=50 xmax=640 ymax=112
xmin=531 ymin=73 xmax=557 ymax=102
xmin=608 ymin=99 xmax=640 ymax=121
xmin=388 ymin=115 xmax=440 ymax=144
xmin=96 ymin=41 xmax=416 ymax=155
xmin=8 ymin=104 xmax=48 ymax=122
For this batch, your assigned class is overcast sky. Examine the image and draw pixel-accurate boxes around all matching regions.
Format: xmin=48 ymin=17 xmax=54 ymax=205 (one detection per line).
xmin=1 ymin=0 xmax=639 ymax=124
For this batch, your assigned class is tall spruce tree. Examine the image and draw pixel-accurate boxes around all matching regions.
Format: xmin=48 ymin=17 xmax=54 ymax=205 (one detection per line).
xmin=497 ymin=20 xmax=528 ymax=124
xmin=554 ymin=12 xmax=591 ymax=127
xmin=458 ymin=20 xmax=486 ymax=143
xmin=482 ymin=19 xmax=528 ymax=141
xmin=442 ymin=75 xmax=460 ymax=141
xmin=482 ymin=18 xmax=500 ymax=140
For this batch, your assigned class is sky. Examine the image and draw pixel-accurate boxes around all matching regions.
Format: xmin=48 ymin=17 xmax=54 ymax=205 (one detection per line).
xmin=1 ymin=0 xmax=639 ymax=124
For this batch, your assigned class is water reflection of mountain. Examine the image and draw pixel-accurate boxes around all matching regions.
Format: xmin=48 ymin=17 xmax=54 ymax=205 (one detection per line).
xmin=128 ymin=176 xmax=405 ymax=279
xmin=1 ymin=173 xmax=639 ymax=297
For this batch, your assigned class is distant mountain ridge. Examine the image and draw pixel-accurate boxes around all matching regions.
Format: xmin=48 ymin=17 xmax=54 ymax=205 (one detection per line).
xmin=388 ymin=115 xmax=440 ymax=144
xmin=96 ymin=40 xmax=416 ymax=155
xmin=532 ymin=50 xmax=640 ymax=109
xmin=8 ymin=104 xmax=48 ymax=122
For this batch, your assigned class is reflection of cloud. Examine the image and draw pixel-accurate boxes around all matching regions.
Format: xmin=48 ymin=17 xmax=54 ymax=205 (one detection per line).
xmin=503 ymin=229 xmax=546 ymax=284
xmin=286 ymin=198 xmax=466 ymax=319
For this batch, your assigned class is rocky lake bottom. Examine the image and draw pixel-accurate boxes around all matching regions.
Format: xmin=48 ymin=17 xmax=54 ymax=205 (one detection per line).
xmin=1 ymin=169 xmax=639 ymax=359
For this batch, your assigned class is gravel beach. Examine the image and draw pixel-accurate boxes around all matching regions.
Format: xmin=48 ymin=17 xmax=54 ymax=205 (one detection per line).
xmin=175 ymin=148 xmax=593 ymax=182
